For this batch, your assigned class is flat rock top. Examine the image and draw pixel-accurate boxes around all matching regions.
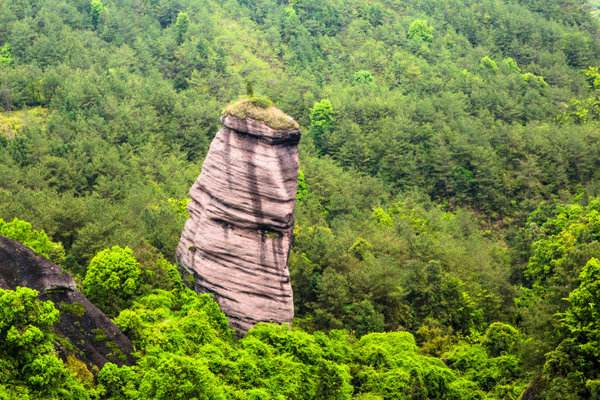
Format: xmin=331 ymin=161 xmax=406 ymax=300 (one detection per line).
xmin=223 ymin=98 xmax=300 ymax=134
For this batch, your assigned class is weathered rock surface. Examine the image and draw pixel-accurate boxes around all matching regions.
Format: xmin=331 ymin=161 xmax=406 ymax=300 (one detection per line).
xmin=0 ymin=236 xmax=133 ymax=368
xmin=177 ymin=101 xmax=300 ymax=333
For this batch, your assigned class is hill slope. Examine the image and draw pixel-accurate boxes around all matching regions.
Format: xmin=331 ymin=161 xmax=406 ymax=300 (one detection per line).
xmin=0 ymin=0 xmax=600 ymax=398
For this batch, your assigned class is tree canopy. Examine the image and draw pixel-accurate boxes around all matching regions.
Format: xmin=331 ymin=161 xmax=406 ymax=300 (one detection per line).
xmin=0 ymin=0 xmax=599 ymax=398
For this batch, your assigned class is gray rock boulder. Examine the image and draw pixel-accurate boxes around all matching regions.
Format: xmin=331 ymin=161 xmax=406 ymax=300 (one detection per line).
xmin=0 ymin=236 xmax=133 ymax=368
xmin=177 ymin=99 xmax=300 ymax=333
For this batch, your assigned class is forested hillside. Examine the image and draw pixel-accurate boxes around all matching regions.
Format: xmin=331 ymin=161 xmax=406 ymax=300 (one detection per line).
xmin=1 ymin=0 xmax=600 ymax=398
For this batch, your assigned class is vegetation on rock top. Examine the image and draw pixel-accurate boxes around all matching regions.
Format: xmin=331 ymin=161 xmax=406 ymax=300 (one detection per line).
xmin=224 ymin=97 xmax=300 ymax=131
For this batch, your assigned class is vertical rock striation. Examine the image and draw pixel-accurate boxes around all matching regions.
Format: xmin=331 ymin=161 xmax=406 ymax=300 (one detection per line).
xmin=177 ymin=99 xmax=300 ymax=333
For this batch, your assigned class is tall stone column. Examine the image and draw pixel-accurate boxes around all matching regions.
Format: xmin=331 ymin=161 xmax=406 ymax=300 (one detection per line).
xmin=176 ymin=99 xmax=300 ymax=333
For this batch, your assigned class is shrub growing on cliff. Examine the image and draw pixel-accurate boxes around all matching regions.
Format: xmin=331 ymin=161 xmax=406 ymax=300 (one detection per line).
xmin=83 ymin=246 xmax=142 ymax=316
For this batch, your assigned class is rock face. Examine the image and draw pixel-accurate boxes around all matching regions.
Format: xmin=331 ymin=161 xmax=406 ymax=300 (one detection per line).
xmin=0 ymin=236 xmax=133 ymax=368
xmin=177 ymin=101 xmax=300 ymax=333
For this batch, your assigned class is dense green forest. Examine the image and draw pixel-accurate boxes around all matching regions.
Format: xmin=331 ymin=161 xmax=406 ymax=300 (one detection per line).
xmin=1 ymin=0 xmax=600 ymax=398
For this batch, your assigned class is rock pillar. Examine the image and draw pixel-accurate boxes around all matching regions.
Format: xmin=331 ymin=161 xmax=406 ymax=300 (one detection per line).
xmin=177 ymin=100 xmax=300 ymax=333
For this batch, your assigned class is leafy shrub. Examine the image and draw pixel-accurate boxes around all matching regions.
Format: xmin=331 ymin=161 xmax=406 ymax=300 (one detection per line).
xmin=0 ymin=218 xmax=65 ymax=264
xmin=83 ymin=246 xmax=141 ymax=316
xmin=0 ymin=287 xmax=89 ymax=399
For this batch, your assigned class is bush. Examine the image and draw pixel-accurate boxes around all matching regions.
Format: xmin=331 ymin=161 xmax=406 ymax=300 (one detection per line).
xmin=482 ymin=322 xmax=521 ymax=357
xmin=0 ymin=218 xmax=65 ymax=264
xmin=83 ymin=246 xmax=141 ymax=316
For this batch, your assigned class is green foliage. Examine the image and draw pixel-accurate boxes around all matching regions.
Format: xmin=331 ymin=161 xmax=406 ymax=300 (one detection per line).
xmin=83 ymin=246 xmax=142 ymax=317
xmin=97 ymin=362 xmax=137 ymax=399
xmin=174 ymin=12 xmax=190 ymax=45
xmin=516 ymin=199 xmax=600 ymax=397
xmin=0 ymin=287 xmax=89 ymax=399
xmin=104 ymin=289 xmax=496 ymax=399
xmin=60 ymin=302 xmax=86 ymax=318
xmin=64 ymin=354 xmax=94 ymax=388
xmin=89 ymin=0 xmax=105 ymax=29
xmin=444 ymin=341 xmax=523 ymax=396
xmin=142 ymin=198 xmax=189 ymax=257
xmin=371 ymin=207 xmax=392 ymax=227
xmin=480 ymin=56 xmax=498 ymax=72
xmin=407 ymin=19 xmax=434 ymax=43
xmin=0 ymin=44 xmax=12 ymax=66
xmin=0 ymin=107 xmax=48 ymax=138
xmin=0 ymin=0 xmax=600 ymax=397
xmin=309 ymin=99 xmax=335 ymax=151
xmin=0 ymin=218 xmax=65 ymax=264
xmin=292 ymin=185 xmax=512 ymax=336
xmin=564 ymin=258 xmax=600 ymax=359
xmin=482 ymin=322 xmax=521 ymax=357
xmin=246 ymin=95 xmax=273 ymax=109
xmin=519 ymin=199 xmax=600 ymax=349
xmin=560 ymin=67 xmax=600 ymax=123
xmin=403 ymin=261 xmax=485 ymax=333
xmin=137 ymin=354 xmax=227 ymax=400
xmin=135 ymin=245 xmax=183 ymax=292
xmin=354 ymin=331 xmax=474 ymax=399
xmin=296 ymin=169 xmax=309 ymax=202
xmin=540 ymin=257 xmax=600 ymax=398
xmin=353 ymin=70 xmax=375 ymax=85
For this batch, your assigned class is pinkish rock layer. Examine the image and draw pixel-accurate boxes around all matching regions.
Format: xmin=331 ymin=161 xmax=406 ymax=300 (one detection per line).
xmin=176 ymin=111 xmax=300 ymax=333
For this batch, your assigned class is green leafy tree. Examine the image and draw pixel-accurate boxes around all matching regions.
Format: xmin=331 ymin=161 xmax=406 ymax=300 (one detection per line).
xmin=520 ymin=200 xmax=600 ymax=351
xmin=561 ymin=67 xmax=600 ymax=123
xmin=407 ymin=19 xmax=434 ymax=43
xmin=403 ymin=261 xmax=484 ymax=333
xmin=0 ymin=43 xmax=12 ymax=65
xmin=482 ymin=322 xmax=521 ymax=357
xmin=174 ymin=11 xmax=190 ymax=45
xmin=0 ymin=218 xmax=65 ymax=264
xmin=353 ymin=70 xmax=375 ymax=85
xmin=136 ymin=354 xmax=226 ymax=400
xmin=309 ymin=99 xmax=335 ymax=152
xmin=83 ymin=246 xmax=142 ymax=316
xmin=297 ymin=169 xmax=309 ymax=202
xmin=97 ymin=362 xmax=137 ymax=399
xmin=90 ymin=0 xmax=105 ymax=29
xmin=563 ymin=258 xmax=600 ymax=361
xmin=0 ymin=287 xmax=89 ymax=399
xmin=541 ymin=258 xmax=600 ymax=398
xmin=480 ymin=56 xmax=499 ymax=72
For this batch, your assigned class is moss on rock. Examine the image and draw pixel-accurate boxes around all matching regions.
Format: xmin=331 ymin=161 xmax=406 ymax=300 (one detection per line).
xmin=223 ymin=97 xmax=299 ymax=131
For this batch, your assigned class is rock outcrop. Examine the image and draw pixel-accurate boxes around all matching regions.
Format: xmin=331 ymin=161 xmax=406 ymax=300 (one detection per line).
xmin=177 ymin=99 xmax=300 ymax=333
xmin=0 ymin=236 xmax=133 ymax=368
